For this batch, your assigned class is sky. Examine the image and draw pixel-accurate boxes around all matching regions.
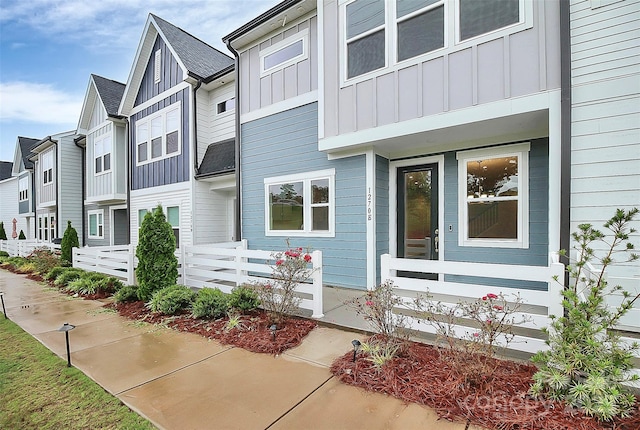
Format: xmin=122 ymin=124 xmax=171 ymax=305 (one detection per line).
xmin=0 ymin=0 xmax=281 ymax=162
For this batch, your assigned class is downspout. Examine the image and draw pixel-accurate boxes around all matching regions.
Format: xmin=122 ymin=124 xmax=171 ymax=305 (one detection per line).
xmin=192 ymin=79 xmax=203 ymax=175
xmin=225 ymin=39 xmax=242 ymax=242
xmin=559 ymin=0 xmax=572 ymax=272
xmin=73 ymin=137 xmax=87 ymax=246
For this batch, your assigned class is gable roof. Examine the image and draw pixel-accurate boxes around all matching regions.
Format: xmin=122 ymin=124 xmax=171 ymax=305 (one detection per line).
xmin=0 ymin=161 xmax=13 ymax=181
xmin=197 ymin=139 xmax=235 ymax=178
xmin=119 ymin=14 xmax=234 ymax=115
xmin=92 ymin=74 xmax=125 ymax=117
xmin=15 ymin=136 xmax=41 ymax=171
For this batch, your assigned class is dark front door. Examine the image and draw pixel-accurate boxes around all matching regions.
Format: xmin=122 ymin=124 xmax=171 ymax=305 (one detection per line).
xmin=397 ymin=164 xmax=439 ymax=278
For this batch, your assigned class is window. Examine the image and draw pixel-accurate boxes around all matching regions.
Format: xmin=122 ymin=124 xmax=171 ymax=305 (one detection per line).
xmin=457 ymin=143 xmax=529 ymax=248
xmin=50 ymin=215 xmax=55 ymax=240
xmin=217 ymin=98 xmax=236 ymax=114
xmin=94 ymin=134 xmax=112 ymax=174
xmin=88 ymin=210 xmax=104 ymax=239
xmin=458 ymin=0 xmax=520 ymax=41
xmin=136 ymin=103 xmax=181 ymax=165
xmin=38 ymin=213 xmax=55 ymax=242
xmin=345 ymin=0 xmax=386 ymax=79
xmin=265 ymin=169 xmax=335 ymax=237
xmin=19 ymin=177 xmax=28 ymax=201
xmin=397 ymin=0 xmax=445 ymax=62
xmin=138 ymin=209 xmax=148 ymax=227
xmin=167 ymin=206 xmax=180 ymax=248
xmin=42 ymin=150 xmax=53 ymax=185
xmin=154 ymin=49 xmax=162 ymax=83
xmin=260 ymin=30 xmax=308 ymax=76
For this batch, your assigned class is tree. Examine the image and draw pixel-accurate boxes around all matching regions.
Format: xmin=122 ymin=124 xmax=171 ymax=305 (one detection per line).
xmin=18 ymin=230 xmax=26 ymax=240
xmin=60 ymin=221 xmax=79 ymax=264
xmin=135 ymin=205 xmax=178 ymax=301
xmin=0 ymin=222 xmax=7 ymax=240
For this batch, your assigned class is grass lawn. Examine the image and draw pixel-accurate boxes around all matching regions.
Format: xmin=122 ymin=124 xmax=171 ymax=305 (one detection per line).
xmin=0 ymin=317 xmax=155 ymax=429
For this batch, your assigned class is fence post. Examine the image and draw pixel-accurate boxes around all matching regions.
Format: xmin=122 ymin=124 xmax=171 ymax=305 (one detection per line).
xmin=311 ymin=250 xmax=324 ymax=318
xmin=128 ymin=244 xmax=135 ymax=285
xmin=235 ymin=245 xmax=245 ymax=286
xmin=180 ymin=246 xmax=186 ymax=286
xmin=380 ymin=254 xmax=391 ymax=288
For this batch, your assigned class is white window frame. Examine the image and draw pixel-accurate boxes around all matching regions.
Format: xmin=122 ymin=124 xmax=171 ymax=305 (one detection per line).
xmin=166 ymin=206 xmax=180 ymax=248
xmin=259 ymin=29 xmax=309 ymax=77
xmin=216 ymin=97 xmax=236 ymax=116
xmin=264 ymin=169 xmax=335 ymax=237
xmin=38 ymin=213 xmax=55 ymax=242
xmin=135 ymin=102 xmax=182 ymax=166
xmin=154 ymin=49 xmax=162 ymax=84
xmin=42 ymin=150 xmax=53 ymax=185
xmin=394 ymin=0 xmax=446 ymax=64
xmin=19 ymin=176 xmax=28 ymax=201
xmin=94 ymin=133 xmax=112 ymax=175
xmin=454 ymin=0 xmax=526 ymax=44
xmin=88 ymin=209 xmax=104 ymax=239
xmin=457 ymin=143 xmax=530 ymax=249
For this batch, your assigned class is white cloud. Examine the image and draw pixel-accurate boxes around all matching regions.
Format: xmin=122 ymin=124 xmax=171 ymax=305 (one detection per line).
xmin=0 ymin=81 xmax=81 ymax=126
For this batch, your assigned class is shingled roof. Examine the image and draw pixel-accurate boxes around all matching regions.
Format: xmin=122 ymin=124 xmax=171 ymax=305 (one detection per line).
xmin=151 ymin=14 xmax=234 ymax=81
xmin=197 ymin=139 xmax=235 ymax=178
xmin=17 ymin=136 xmax=40 ymax=170
xmin=0 ymin=161 xmax=13 ymax=181
xmin=92 ymin=74 xmax=125 ymax=117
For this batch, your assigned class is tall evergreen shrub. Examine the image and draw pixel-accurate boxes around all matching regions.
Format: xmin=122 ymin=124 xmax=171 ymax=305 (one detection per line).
xmin=0 ymin=222 xmax=7 ymax=240
xmin=60 ymin=221 xmax=79 ymax=264
xmin=135 ymin=205 xmax=178 ymax=301
xmin=18 ymin=230 xmax=26 ymax=240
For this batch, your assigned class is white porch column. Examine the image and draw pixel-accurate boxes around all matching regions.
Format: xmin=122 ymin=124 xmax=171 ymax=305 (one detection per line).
xmin=365 ymin=149 xmax=376 ymax=290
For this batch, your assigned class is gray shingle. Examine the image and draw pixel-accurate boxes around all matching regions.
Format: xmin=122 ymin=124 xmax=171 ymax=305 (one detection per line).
xmin=92 ymin=75 xmax=125 ymax=117
xmin=17 ymin=137 xmax=40 ymax=170
xmin=197 ymin=139 xmax=235 ymax=178
xmin=0 ymin=161 xmax=13 ymax=180
xmin=151 ymin=14 xmax=234 ymax=80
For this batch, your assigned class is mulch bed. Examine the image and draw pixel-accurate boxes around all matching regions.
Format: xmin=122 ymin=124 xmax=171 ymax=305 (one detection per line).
xmin=105 ymin=301 xmax=317 ymax=355
xmin=331 ymin=338 xmax=640 ymax=430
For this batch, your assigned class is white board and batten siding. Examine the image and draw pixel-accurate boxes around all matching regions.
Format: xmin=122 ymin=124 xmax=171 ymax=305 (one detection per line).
xmin=570 ymin=0 xmax=640 ymax=331
xmin=196 ymin=82 xmax=236 ymax=167
xmin=193 ymin=179 xmax=235 ymax=245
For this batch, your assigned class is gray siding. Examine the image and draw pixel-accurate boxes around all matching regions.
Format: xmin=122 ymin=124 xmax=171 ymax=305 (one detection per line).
xmin=114 ymin=124 xmax=127 ymax=195
xmin=240 ymin=15 xmax=317 ymax=115
xmin=375 ymin=155 xmax=389 ymax=286
xmin=130 ymin=88 xmax=191 ymax=189
xmin=135 ymin=35 xmax=184 ymax=107
xmin=241 ymin=102 xmax=368 ymax=288
xmin=58 ymin=135 xmax=83 ymax=244
xmin=321 ymin=1 xmax=561 ymax=138
xmin=38 ymin=147 xmax=56 ymax=204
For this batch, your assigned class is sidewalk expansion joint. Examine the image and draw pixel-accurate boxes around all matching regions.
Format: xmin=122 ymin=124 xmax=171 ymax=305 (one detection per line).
xmin=264 ymin=375 xmax=334 ymax=430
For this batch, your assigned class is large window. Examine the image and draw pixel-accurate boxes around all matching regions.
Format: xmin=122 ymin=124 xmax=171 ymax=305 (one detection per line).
xmin=265 ymin=169 xmax=335 ymax=237
xmin=88 ymin=210 xmax=104 ymax=239
xmin=19 ymin=176 xmax=28 ymax=201
xmin=260 ymin=30 xmax=308 ymax=76
xmin=397 ymin=0 xmax=445 ymax=62
xmin=345 ymin=0 xmax=386 ymax=79
xmin=42 ymin=150 xmax=53 ymax=185
xmin=94 ymin=134 xmax=112 ymax=174
xmin=458 ymin=0 xmax=520 ymax=41
xmin=136 ymin=103 xmax=181 ymax=165
xmin=457 ymin=143 xmax=529 ymax=248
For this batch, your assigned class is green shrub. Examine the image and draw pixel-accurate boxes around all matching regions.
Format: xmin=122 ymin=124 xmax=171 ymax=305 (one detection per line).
xmin=148 ymin=285 xmax=195 ymax=315
xmin=18 ymin=230 xmax=26 ymax=240
xmin=192 ymin=288 xmax=230 ymax=319
xmin=17 ymin=262 xmax=37 ymax=273
xmin=67 ymin=278 xmax=98 ymax=295
xmin=135 ymin=205 xmax=178 ymax=301
xmin=0 ymin=222 xmax=7 ymax=241
xmin=60 ymin=221 xmax=79 ymax=264
xmin=229 ymin=285 xmax=260 ymax=313
xmin=27 ymin=248 xmax=62 ymax=274
xmin=6 ymin=256 xmax=27 ymax=268
xmin=97 ymin=276 xmax=124 ymax=293
xmin=0 ymin=251 xmax=9 ymax=257
xmin=114 ymin=286 xmax=139 ymax=303
xmin=45 ymin=266 xmax=69 ymax=281
xmin=54 ymin=268 xmax=84 ymax=287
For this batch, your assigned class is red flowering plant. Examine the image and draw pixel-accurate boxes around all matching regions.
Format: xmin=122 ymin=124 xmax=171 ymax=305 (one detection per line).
xmin=251 ymin=242 xmax=316 ymax=326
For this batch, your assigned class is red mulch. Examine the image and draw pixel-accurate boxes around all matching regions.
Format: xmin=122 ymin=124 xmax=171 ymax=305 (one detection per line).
xmin=105 ymin=301 xmax=317 ymax=355
xmin=331 ymin=339 xmax=640 ymax=430
xmin=26 ymin=273 xmax=44 ymax=282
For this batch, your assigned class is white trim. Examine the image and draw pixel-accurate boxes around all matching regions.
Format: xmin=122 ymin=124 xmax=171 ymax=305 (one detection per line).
xmin=130 ymin=181 xmax=190 ymax=198
xmin=365 ymin=150 xmax=376 ymax=289
xmin=88 ymin=209 xmax=104 ymax=239
xmin=259 ymin=29 xmax=309 ymax=77
xmin=317 ymin=2 xmax=325 ymax=140
xmin=456 ymin=142 xmax=530 ymax=249
xmin=264 ymin=168 xmax=335 ymax=238
xmin=547 ymin=90 xmax=561 ymax=260
xmin=389 ymin=155 xmax=445 ymax=266
xmin=130 ymin=81 xmax=191 ymax=115
xmin=240 ymin=90 xmax=318 ymax=124
xmin=135 ymin=101 xmax=182 ymax=166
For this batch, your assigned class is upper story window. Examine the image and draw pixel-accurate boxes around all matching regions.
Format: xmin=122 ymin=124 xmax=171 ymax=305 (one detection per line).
xmin=94 ymin=134 xmax=112 ymax=175
xmin=458 ymin=0 xmax=520 ymax=41
xmin=397 ymin=0 xmax=445 ymax=62
xmin=42 ymin=150 xmax=53 ymax=185
xmin=260 ymin=29 xmax=309 ymax=76
xmin=345 ymin=0 xmax=386 ymax=79
xmin=19 ymin=176 xmax=28 ymax=201
xmin=265 ymin=169 xmax=335 ymax=237
xmin=217 ymin=98 xmax=236 ymax=114
xmin=136 ymin=102 xmax=181 ymax=166
xmin=154 ymin=49 xmax=162 ymax=83
xmin=457 ymin=143 xmax=530 ymax=249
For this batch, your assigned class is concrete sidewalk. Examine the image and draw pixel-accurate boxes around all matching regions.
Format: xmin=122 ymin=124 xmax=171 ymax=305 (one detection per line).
xmin=0 ymin=270 xmax=473 ymax=430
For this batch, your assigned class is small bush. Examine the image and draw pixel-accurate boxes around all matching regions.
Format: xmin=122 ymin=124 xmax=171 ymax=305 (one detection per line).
xmin=0 ymin=222 xmax=7 ymax=240
xmin=45 ymin=266 xmax=69 ymax=281
xmin=6 ymin=256 xmax=27 ymax=269
xmin=17 ymin=262 xmax=37 ymax=273
xmin=27 ymin=248 xmax=62 ymax=274
xmin=229 ymin=285 xmax=260 ymax=313
xmin=60 ymin=221 xmax=79 ymax=264
xmin=67 ymin=278 xmax=99 ymax=295
xmin=97 ymin=276 xmax=123 ymax=293
xmin=148 ymin=285 xmax=195 ymax=315
xmin=114 ymin=286 xmax=139 ymax=303
xmin=54 ymin=268 xmax=84 ymax=288
xmin=192 ymin=288 xmax=230 ymax=319
xmin=18 ymin=230 xmax=26 ymax=240
xmin=0 ymin=251 xmax=9 ymax=257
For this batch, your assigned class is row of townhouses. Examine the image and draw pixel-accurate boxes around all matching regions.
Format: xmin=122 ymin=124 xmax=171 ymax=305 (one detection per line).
xmin=1 ymin=0 xmax=638 ymax=328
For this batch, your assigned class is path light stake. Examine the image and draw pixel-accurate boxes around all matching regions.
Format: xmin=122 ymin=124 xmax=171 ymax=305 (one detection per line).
xmin=0 ymin=292 xmax=6 ymax=319
xmin=270 ymin=324 xmax=277 ymax=342
xmin=352 ymin=339 xmax=361 ymax=362
xmin=58 ymin=322 xmax=76 ymax=367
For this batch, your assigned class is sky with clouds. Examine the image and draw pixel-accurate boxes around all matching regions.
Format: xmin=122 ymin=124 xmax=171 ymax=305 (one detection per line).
xmin=0 ymin=0 xmax=281 ymax=162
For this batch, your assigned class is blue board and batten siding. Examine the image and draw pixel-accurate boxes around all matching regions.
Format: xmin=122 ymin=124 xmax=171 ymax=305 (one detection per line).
xmin=130 ymin=35 xmax=190 ymax=190
xmin=241 ymin=102 xmax=368 ymax=289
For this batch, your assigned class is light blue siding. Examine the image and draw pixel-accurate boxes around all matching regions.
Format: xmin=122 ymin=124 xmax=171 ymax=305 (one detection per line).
xmin=241 ymin=102 xmax=368 ymax=289
xmin=375 ymin=155 xmax=389 ymax=285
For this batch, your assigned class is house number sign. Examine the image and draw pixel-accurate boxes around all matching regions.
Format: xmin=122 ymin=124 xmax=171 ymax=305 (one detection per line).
xmin=367 ymin=187 xmax=373 ymax=222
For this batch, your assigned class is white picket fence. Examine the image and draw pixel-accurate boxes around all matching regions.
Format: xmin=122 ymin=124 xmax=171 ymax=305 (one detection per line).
xmin=0 ymin=239 xmax=61 ymax=257
xmin=72 ymin=245 xmax=136 ymax=284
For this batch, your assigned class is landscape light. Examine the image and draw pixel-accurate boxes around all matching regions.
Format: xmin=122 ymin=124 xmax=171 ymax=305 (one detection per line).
xmin=352 ymin=339 xmax=361 ymax=362
xmin=58 ymin=322 xmax=76 ymax=367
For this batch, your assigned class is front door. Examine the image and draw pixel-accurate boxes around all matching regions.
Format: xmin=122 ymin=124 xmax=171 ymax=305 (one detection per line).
xmin=397 ymin=164 xmax=439 ymax=277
